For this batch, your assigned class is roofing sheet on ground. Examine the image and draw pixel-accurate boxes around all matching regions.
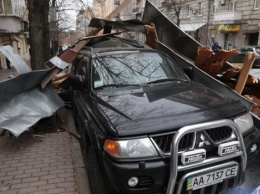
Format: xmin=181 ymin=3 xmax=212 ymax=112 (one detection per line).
xmin=0 ymin=45 xmax=31 ymax=74
xmin=0 ymin=69 xmax=64 ymax=136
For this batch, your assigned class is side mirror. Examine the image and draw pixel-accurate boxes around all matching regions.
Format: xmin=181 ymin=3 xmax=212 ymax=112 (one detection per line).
xmin=183 ymin=67 xmax=193 ymax=79
xmin=70 ymin=75 xmax=86 ymax=91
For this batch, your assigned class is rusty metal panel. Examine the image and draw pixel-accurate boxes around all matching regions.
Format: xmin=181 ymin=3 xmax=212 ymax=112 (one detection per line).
xmin=142 ymin=1 xmax=200 ymax=61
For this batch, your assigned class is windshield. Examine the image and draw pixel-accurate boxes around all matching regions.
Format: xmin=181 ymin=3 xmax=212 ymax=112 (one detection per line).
xmin=92 ymin=52 xmax=188 ymax=89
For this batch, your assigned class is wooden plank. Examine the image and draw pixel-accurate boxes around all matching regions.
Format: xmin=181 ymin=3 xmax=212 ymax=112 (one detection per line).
xmin=195 ymin=46 xmax=213 ymax=69
xmin=234 ymin=52 xmax=259 ymax=94
xmin=40 ymin=67 xmax=60 ymax=89
xmin=145 ymin=24 xmax=158 ymax=49
xmin=105 ymin=0 xmax=131 ymax=21
xmin=52 ymin=73 xmax=71 ymax=82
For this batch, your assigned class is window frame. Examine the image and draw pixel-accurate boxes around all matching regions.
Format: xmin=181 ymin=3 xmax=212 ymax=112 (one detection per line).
xmin=212 ymin=0 xmax=218 ymax=14
xmin=254 ymin=0 xmax=260 ymax=9
xmin=198 ymin=2 xmax=203 ymax=16
xmin=186 ymin=5 xmax=191 ymax=17
xmin=228 ymin=0 xmax=236 ymax=11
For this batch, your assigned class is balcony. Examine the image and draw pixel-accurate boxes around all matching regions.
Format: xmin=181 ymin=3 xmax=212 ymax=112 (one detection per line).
xmin=213 ymin=11 xmax=242 ymax=24
xmin=14 ymin=6 xmax=28 ymax=21
xmin=132 ymin=7 xmax=143 ymax=15
xmin=0 ymin=15 xmax=24 ymax=33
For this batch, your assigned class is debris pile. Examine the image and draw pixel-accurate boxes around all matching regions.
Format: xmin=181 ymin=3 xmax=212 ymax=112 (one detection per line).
xmin=195 ymin=46 xmax=260 ymax=114
xmin=52 ymin=72 xmax=71 ymax=92
xmin=0 ymin=46 xmax=64 ymax=137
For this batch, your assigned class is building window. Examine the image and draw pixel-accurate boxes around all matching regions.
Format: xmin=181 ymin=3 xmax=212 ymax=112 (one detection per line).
xmin=229 ymin=0 xmax=236 ymax=11
xmin=212 ymin=0 xmax=218 ymax=14
xmin=254 ymin=0 xmax=260 ymax=9
xmin=186 ymin=5 xmax=191 ymax=17
xmin=198 ymin=2 xmax=203 ymax=15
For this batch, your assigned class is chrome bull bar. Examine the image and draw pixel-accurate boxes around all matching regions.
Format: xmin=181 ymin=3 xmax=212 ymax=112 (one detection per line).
xmin=166 ymin=119 xmax=247 ymax=194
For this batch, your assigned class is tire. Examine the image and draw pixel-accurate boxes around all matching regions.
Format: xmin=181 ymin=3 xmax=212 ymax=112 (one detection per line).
xmin=87 ymin=146 xmax=110 ymax=194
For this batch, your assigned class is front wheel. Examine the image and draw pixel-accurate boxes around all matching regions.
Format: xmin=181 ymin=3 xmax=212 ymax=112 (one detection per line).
xmin=87 ymin=146 xmax=110 ymax=194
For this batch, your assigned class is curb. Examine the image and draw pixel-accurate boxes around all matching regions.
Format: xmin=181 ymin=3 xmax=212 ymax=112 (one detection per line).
xmin=71 ymin=136 xmax=91 ymax=194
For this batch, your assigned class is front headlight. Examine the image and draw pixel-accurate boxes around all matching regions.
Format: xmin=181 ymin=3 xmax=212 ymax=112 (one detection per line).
xmin=104 ymin=138 xmax=159 ymax=158
xmin=234 ymin=113 xmax=254 ymax=134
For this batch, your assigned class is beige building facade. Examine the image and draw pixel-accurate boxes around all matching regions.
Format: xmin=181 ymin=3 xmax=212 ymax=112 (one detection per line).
xmin=209 ymin=0 xmax=260 ymax=49
xmin=159 ymin=0 xmax=210 ymax=46
xmin=92 ymin=0 xmax=146 ymax=41
xmin=91 ymin=0 xmax=260 ymax=49
xmin=159 ymin=0 xmax=260 ymax=49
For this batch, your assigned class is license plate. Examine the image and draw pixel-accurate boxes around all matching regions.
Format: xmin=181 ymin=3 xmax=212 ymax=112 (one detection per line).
xmin=218 ymin=141 xmax=240 ymax=156
xmin=187 ymin=166 xmax=238 ymax=190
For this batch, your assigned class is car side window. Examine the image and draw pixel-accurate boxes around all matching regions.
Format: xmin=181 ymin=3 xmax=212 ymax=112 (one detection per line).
xmin=75 ymin=58 xmax=88 ymax=81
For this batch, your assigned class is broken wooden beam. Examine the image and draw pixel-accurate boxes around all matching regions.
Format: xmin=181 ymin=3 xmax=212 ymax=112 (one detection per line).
xmin=234 ymin=52 xmax=259 ymax=94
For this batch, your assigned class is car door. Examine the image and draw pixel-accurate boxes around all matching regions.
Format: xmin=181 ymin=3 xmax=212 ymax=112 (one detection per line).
xmin=71 ymin=57 xmax=92 ymax=148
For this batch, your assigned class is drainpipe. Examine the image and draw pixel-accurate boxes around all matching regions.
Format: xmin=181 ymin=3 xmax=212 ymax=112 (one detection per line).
xmin=206 ymin=0 xmax=211 ymax=46
xmin=1 ymin=0 xmax=5 ymax=14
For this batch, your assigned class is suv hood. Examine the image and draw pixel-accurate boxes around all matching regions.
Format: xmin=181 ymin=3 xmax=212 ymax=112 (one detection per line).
xmin=94 ymin=81 xmax=247 ymax=136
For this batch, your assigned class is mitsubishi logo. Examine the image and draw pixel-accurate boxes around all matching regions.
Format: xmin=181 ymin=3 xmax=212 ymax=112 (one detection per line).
xmin=198 ymin=134 xmax=210 ymax=148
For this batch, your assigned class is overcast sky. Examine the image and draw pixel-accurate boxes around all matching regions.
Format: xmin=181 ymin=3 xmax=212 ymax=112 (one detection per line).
xmin=57 ymin=0 xmax=93 ymax=30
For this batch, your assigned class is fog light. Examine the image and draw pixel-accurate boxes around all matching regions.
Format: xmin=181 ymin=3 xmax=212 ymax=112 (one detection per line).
xmin=250 ymin=144 xmax=257 ymax=153
xmin=127 ymin=177 xmax=139 ymax=187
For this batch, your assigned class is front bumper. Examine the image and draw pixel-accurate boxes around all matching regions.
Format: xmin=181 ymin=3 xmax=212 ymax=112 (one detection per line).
xmin=100 ymin=121 xmax=260 ymax=194
xmin=102 ymin=155 xmax=243 ymax=194
xmin=102 ymin=155 xmax=168 ymax=194
xmin=243 ymin=127 xmax=260 ymax=165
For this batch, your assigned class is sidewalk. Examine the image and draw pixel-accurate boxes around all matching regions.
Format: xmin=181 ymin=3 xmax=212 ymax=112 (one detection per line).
xmin=0 ymin=110 xmax=91 ymax=194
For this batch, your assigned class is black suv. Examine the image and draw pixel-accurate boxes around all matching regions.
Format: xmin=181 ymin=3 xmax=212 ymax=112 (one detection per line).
xmin=71 ymin=36 xmax=260 ymax=194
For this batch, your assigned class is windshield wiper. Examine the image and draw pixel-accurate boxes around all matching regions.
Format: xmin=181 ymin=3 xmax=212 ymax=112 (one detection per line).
xmin=95 ymin=84 xmax=141 ymax=89
xmin=146 ymin=78 xmax=188 ymax=84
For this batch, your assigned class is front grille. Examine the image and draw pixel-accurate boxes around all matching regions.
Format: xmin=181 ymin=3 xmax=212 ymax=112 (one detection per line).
xmin=152 ymin=134 xmax=173 ymax=153
xmin=152 ymin=133 xmax=194 ymax=153
xmin=179 ymin=133 xmax=194 ymax=151
xmin=205 ymin=126 xmax=233 ymax=142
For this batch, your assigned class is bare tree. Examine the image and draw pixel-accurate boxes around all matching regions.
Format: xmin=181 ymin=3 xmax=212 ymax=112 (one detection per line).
xmin=163 ymin=0 xmax=186 ymax=26
xmin=28 ymin=0 xmax=49 ymax=70
xmin=28 ymin=0 xmax=90 ymax=69
xmin=56 ymin=0 xmax=91 ymax=32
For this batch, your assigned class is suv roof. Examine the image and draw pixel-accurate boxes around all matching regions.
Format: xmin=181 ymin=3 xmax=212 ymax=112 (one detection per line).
xmin=77 ymin=36 xmax=154 ymax=58
xmin=86 ymin=36 xmax=150 ymax=50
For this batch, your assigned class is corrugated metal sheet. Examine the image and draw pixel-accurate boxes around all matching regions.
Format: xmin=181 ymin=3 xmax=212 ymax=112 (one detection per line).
xmin=0 ymin=69 xmax=64 ymax=136
xmin=0 ymin=45 xmax=31 ymax=74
